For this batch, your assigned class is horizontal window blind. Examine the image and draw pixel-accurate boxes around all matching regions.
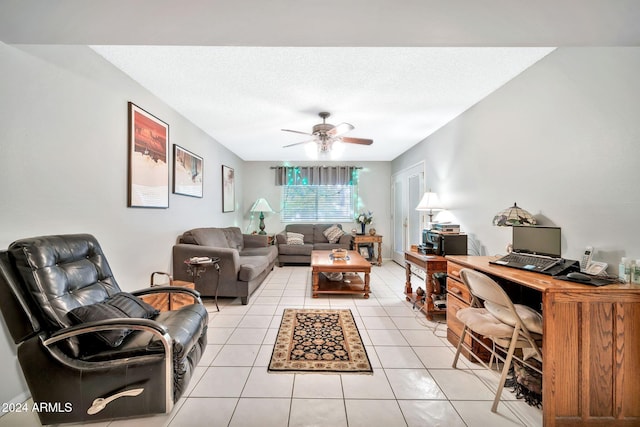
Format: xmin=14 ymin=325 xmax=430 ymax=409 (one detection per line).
xmin=282 ymin=185 xmax=354 ymax=222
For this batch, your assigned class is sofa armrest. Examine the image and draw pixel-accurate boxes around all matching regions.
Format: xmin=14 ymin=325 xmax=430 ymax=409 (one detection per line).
xmin=243 ymin=233 xmax=268 ymax=248
xmin=173 ymin=244 xmax=241 ymax=275
xmin=338 ymin=233 xmax=353 ymax=245
xmin=276 ymin=232 xmax=287 ymax=245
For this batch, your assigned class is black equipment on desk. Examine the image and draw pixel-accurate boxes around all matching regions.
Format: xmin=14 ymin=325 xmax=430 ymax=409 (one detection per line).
xmin=555 ymin=272 xmax=620 ymax=286
xmin=491 ymin=254 xmax=580 ymax=276
xmin=489 ymin=225 xmax=579 ymax=276
xmin=421 ymin=230 xmax=467 ymax=256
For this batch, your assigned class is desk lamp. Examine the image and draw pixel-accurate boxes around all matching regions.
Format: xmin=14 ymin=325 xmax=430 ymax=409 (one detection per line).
xmin=416 ymin=190 xmax=443 ymax=230
xmin=492 ymin=202 xmax=536 ymax=226
xmin=250 ymin=198 xmax=274 ymax=235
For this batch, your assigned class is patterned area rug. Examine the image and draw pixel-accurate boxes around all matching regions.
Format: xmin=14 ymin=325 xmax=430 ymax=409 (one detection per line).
xmin=269 ymin=308 xmax=373 ymax=373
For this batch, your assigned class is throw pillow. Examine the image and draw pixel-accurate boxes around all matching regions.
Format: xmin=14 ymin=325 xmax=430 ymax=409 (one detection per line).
xmin=286 ymin=232 xmax=305 ymax=245
xmin=67 ymin=302 xmax=131 ymax=348
xmin=67 ymin=292 xmax=159 ymax=349
xmin=107 ymin=292 xmax=159 ymax=319
xmin=323 ymin=225 xmax=345 ymax=244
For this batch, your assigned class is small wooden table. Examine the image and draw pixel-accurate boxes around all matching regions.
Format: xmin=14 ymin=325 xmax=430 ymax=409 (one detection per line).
xmin=141 ymin=272 xmax=197 ymax=312
xmin=311 ymin=250 xmax=371 ymax=298
xmin=352 ymin=234 xmax=383 ymax=266
xmin=404 ymin=251 xmax=447 ymax=320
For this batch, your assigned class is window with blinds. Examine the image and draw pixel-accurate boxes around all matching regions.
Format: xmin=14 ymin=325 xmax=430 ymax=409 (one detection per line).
xmin=281 ymin=185 xmax=355 ymax=222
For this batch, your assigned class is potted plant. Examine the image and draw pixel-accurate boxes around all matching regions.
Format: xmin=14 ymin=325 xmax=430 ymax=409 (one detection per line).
xmin=355 ymin=211 xmax=373 ymax=235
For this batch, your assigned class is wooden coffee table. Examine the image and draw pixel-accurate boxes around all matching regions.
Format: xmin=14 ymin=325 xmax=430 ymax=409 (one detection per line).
xmin=311 ymin=250 xmax=371 ymax=298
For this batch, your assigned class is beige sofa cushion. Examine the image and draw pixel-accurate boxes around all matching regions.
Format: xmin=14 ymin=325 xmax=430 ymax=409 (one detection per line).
xmin=323 ymin=225 xmax=345 ymax=243
xmin=286 ymin=232 xmax=305 ymax=245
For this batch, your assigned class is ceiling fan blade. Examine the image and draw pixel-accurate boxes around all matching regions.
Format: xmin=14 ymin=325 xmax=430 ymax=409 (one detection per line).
xmin=283 ymin=139 xmax=315 ymax=148
xmin=341 ymin=136 xmax=373 ymax=145
xmin=282 ymin=128 xmax=314 ymax=136
xmin=326 ymin=122 xmax=354 ymax=137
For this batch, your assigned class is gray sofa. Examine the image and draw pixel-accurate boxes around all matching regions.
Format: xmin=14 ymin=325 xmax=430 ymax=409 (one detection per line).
xmin=276 ymin=224 xmax=352 ymax=266
xmin=172 ymin=227 xmax=278 ymax=304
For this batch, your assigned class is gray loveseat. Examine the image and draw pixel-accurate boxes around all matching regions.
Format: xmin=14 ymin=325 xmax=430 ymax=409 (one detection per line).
xmin=172 ymin=227 xmax=278 ymax=304
xmin=276 ymin=224 xmax=352 ymax=266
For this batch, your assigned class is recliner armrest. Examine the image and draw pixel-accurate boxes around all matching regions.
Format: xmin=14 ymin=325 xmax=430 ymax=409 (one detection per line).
xmin=132 ymin=286 xmax=202 ymax=304
xmin=44 ymin=317 xmax=170 ymax=346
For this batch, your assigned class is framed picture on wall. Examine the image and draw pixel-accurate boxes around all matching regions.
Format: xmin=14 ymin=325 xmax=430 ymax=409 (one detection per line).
xmin=222 ymin=165 xmax=235 ymax=212
xmin=127 ymin=102 xmax=169 ymax=208
xmin=173 ymin=145 xmax=203 ymax=198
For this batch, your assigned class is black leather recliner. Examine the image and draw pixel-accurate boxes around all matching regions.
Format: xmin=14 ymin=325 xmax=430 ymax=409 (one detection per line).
xmin=0 ymin=234 xmax=208 ymax=425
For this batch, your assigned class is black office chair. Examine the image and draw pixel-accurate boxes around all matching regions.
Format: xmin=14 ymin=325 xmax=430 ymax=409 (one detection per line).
xmin=0 ymin=234 xmax=208 ymax=424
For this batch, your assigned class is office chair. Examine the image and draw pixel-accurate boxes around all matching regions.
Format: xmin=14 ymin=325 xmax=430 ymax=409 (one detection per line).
xmin=452 ymin=268 xmax=543 ymax=412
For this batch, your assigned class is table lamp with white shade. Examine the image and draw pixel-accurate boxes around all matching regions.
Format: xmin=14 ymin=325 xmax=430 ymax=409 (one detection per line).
xmin=250 ymin=198 xmax=275 ymax=235
xmin=415 ymin=190 xmax=443 ymax=230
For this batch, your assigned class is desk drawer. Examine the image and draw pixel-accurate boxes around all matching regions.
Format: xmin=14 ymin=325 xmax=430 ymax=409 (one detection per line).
xmin=446 ymin=293 xmax=469 ymax=340
xmin=447 ymin=292 xmax=491 ymax=362
xmin=447 ymin=277 xmax=471 ymax=305
xmin=447 ymin=262 xmax=464 ymax=282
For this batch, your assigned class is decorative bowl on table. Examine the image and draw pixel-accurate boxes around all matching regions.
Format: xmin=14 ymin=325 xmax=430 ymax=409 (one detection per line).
xmin=331 ymin=248 xmax=348 ymax=260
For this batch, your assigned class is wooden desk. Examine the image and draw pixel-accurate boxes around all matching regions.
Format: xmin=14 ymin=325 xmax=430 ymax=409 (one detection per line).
xmin=403 ymin=251 xmax=447 ymax=320
xmin=446 ymin=255 xmax=640 ymax=427
xmin=352 ymin=234 xmax=383 ymax=266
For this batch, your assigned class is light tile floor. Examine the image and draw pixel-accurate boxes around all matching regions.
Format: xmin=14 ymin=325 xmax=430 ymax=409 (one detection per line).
xmin=0 ymin=261 xmax=542 ymax=427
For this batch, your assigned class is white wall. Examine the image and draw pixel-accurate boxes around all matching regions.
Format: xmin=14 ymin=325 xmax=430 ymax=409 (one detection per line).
xmin=242 ymin=161 xmax=392 ymax=258
xmin=393 ymin=47 xmax=640 ymax=270
xmin=0 ymin=43 xmax=244 ymax=405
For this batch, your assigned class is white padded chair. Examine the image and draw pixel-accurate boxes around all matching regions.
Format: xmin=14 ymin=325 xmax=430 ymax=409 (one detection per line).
xmin=452 ymin=268 xmax=543 ymax=412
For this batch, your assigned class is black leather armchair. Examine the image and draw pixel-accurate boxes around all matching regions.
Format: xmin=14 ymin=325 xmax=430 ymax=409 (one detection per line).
xmin=0 ymin=234 xmax=208 ymax=425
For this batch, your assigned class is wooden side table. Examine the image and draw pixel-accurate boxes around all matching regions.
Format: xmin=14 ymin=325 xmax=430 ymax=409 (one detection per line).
xmin=404 ymin=250 xmax=447 ymax=320
xmin=352 ymin=234 xmax=383 ymax=266
xmin=141 ymin=272 xmax=196 ymax=312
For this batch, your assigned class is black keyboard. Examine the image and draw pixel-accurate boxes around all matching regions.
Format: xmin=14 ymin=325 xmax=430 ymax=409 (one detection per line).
xmin=494 ymin=253 xmax=557 ymax=269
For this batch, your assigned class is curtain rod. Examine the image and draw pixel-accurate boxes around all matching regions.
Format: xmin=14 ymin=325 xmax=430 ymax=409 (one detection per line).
xmin=269 ymin=166 xmax=363 ymax=169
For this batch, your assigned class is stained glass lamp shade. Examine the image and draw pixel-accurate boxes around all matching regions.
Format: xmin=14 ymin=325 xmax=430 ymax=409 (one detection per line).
xmin=492 ymin=202 xmax=537 ymax=226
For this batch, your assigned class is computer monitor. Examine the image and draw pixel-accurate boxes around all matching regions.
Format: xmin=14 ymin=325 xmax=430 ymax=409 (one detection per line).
xmin=512 ymin=226 xmax=561 ymax=258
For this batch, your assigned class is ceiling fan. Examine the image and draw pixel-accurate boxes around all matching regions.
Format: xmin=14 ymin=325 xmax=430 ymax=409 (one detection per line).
xmin=282 ymin=112 xmax=373 ymax=153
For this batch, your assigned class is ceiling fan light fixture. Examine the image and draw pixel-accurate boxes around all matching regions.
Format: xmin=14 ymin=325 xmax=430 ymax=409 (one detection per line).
xmin=282 ymin=111 xmax=373 ymax=154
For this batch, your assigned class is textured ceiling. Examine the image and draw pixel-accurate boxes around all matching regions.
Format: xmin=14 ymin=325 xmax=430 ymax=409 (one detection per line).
xmin=3 ymin=0 xmax=639 ymax=161
xmin=91 ymin=46 xmax=554 ymax=160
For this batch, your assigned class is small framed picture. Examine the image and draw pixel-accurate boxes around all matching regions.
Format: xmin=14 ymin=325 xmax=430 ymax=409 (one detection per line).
xmin=222 ymin=165 xmax=235 ymax=212
xmin=173 ymin=145 xmax=203 ymax=198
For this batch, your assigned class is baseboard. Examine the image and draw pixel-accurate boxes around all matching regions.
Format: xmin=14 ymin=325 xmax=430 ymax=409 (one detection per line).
xmin=0 ymin=391 xmax=31 ymax=418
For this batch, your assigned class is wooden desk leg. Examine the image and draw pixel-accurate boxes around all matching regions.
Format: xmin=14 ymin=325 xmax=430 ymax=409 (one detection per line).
xmin=376 ymin=241 xmax=382 ymax=265
xmin=405 ymin=262 xmax=412 ymax=300
xmin=364 ymin=272 xmax=370 ymax=299
xmin=312 ymin=271 xmax=319 ymax=298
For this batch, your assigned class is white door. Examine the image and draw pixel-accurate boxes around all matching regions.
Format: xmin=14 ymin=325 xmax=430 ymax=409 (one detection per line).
xmin=391 ymin=163 xmax=424 ymax=265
